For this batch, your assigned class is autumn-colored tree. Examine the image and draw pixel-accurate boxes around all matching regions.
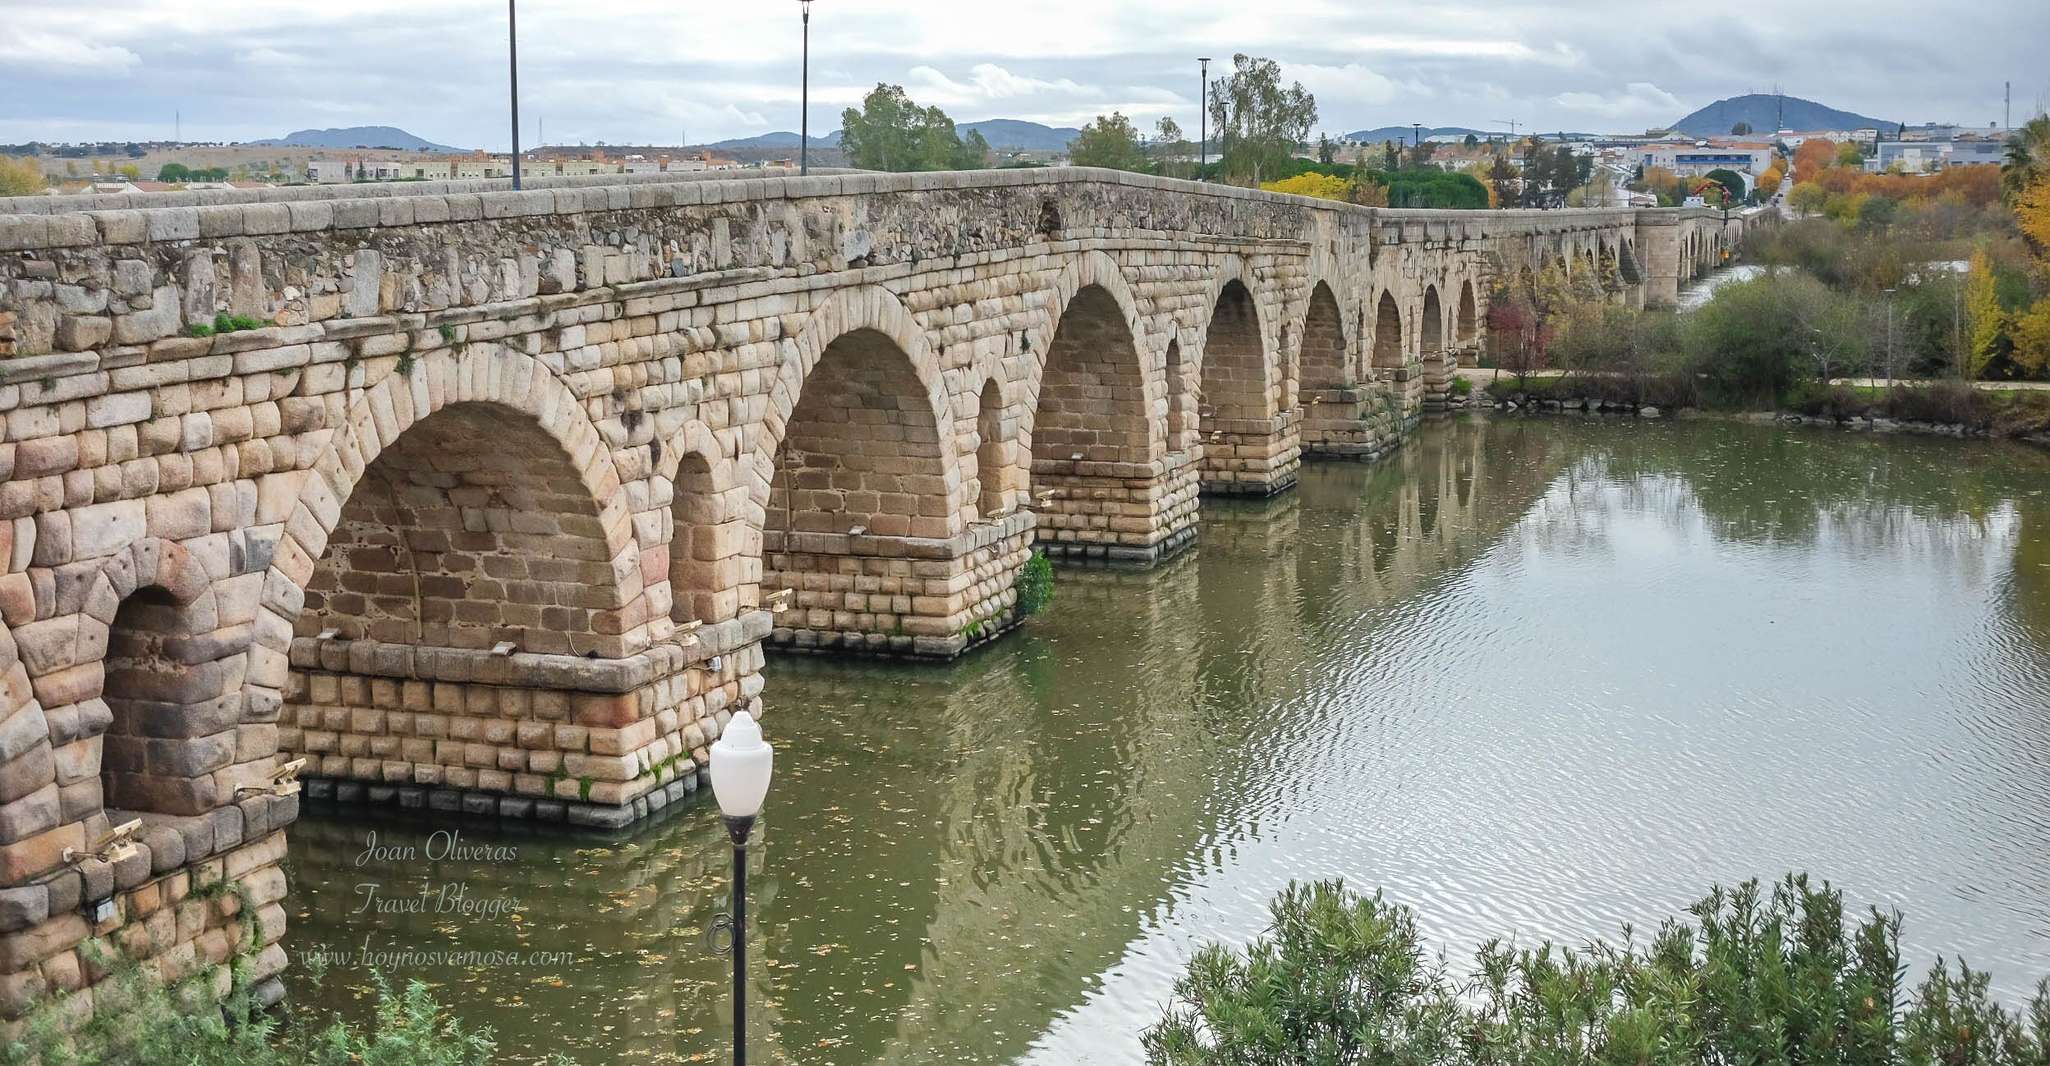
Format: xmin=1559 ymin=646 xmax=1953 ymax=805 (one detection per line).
xmin=1962 ymin=250 xmax=2004 ymax=380
xmin=0 ymin=155 xmax=44 ymax=196
xmin=1792 ymin=139 xmax=1837 ymax=184
xmin=2018 ymin=177 xmax=2050 ymax=250
xmin=2013 ymin=297 xmax=2050 ymax=375
xmin=1260 ymin=172 xmax=1350 ymax=201
xmin=1485 ymin=256 xmax=1579 ymax=387
xmin=1755 ymin=164 xmax=1784 ymax=199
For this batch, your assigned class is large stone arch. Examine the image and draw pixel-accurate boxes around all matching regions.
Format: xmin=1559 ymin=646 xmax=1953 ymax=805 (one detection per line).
xmin=1029 ymin=265 xmax=1153 ymax=470
xmin=755 ymin=285 xmax=963 ymax=538
xmin=1298 ymin=280 xmax=1350 ymax=394
xmin=1198 ymin=270 xmax=1270 ymax=425
xmin=1456 ymin=277 xmax=1480 ymax=347
xmin=1420 ymin=285 xmax=1447 ymax=372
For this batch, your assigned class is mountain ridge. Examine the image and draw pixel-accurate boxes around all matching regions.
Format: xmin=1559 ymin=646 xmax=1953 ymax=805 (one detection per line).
xmin=1669 ymin=94 xmax=1891 ymax=136
xmin=246 ymin=126 xmax=465 ymax=152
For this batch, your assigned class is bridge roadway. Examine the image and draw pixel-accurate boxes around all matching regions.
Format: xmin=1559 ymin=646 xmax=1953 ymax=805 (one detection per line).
xmin=0 ymin=166 xmax=1755 ymax=1024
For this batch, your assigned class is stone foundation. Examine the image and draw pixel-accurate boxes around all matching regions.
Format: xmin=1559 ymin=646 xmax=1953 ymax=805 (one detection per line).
xmin=0 ymin=824 xmax=293 ymax=1032
xmin=1301 ymin=387 xmax=1406 ymax=460
xmin=765 ymin=513 xmax=1035 ymax=659
xmin=1199 ymin=410 xmax=1303 ymax=497
xmin=277 ymin=615 xmax=768 ymax=830
xmin=1034 ymin=453 xmax=1200 ymax=564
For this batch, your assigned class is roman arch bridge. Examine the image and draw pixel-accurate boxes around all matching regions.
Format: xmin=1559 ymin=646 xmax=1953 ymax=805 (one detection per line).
xmin=0 ymin=167 xmax=1752 ymax=1016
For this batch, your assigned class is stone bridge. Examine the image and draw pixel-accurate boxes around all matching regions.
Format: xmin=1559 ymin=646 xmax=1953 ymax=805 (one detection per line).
xmin=0 ymin=167 xmax=1754 ymax=1024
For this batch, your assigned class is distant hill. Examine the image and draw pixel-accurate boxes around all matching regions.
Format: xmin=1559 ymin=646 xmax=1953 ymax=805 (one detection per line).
xmin=1345 ymin=125 xmax=1492 ymax=144
xmin=247 ymin=126 xmax=464 ymax=152
xmin=958 ymin=119 xmax=1080 ymax=150
xmin=713 ymin=118 xmax=1078 ymax=153
xmin=709 ymin=131 xmax=841 ymax=150
xmin=1670 ymin=95 xmax=1890 ymax=136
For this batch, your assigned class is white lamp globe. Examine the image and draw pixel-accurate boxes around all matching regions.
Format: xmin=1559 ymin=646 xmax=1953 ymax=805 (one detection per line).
xmin=708 ymin=711 xmax=774 ymax=819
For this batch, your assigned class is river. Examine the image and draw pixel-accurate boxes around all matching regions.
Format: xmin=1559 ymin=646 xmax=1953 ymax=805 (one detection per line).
xmin=283 ymin=415 xmax=2050 ymax=1065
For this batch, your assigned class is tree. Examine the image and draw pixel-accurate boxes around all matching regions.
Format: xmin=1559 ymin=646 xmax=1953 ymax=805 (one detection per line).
xmin=0 ymin=154 xmax=43 ymax=196
xmin=2002 ymin=115 xmax=2050 ymax=202
xmin=1756 ymin=164 xmax=1785 ymax=199
xmin=1731 ymin=120 xmax=1755 ymax=135
xmin=1317 ymin=133 xmax=1335 ymax=165
xmin=1487 ymin=153 xmax=1517 ymax=209
xmin=156 ymin=162 xmax=191 ymax=183
xmin=1963 ymin=250 xmax=2004 ymax=381
xmin=1151 ymin=117 xmax=1191 ymax=178
xmin=1070 ymin=112 xmax=1148 ymax=172
xmin=840 ymin=83 xmax=985 ymax=172
xmin=1835 ymin=142 xmax=1866 ymax=169
xmin=2019 ymin=176 xmax=2050 ymax=250
xmin=1463 ymin=133 xmax=1480 ymax=149
xmin=1789 ymin=181 xmax=1828 ymax=215
xmin=1703 ymin=167 xmax=1747 ymax=204
xmin=1207 ymin=53 xmax=1317 ymax=187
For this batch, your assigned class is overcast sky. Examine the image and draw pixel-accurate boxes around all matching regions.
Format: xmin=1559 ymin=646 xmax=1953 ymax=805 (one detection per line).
xmin=3 ymin=0 xmax=2046 ymax=148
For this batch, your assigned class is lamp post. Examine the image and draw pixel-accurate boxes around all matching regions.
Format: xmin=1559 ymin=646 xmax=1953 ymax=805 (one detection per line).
xmin=1198 ymin=58 xmax=1212 ymax=181
xmin=709 ymin=711 xmax=774 ymax=1066
xmin=507 ymin=0 xmax=522 ymax=190
xmin=1411 ymin=122 xmax=1422 ymax=151
xmin=798 ymin=0 xmax=813 ymax=175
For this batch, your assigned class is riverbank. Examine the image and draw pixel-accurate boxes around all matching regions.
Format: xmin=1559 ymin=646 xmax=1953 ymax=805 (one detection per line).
xmin=1461 ymin=368 xmax=2050 ymax=443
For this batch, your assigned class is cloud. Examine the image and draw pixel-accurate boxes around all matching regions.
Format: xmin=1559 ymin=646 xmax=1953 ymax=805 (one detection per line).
xmin=0 ymin=31 xmax=141 ymax=73
xmin=1553 ymin=82 xmax=1684 ymax=118
xmin=904 ymin=64 xmax=1099 ymax=108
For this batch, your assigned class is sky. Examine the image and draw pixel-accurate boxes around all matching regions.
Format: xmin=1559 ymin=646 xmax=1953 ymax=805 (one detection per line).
xmin=2 ymin=0 xmax=2046 ymax=149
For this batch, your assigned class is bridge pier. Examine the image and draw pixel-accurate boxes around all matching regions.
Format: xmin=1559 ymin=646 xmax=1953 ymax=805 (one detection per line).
xmin=764 ymin=514 xmax=1036 ymax=659
xmin=1199 ymin=411 xmax=1302 ymax=496
xmin=1033 ymin=454 xmax=1200 ymax=564
xmin=1301 ymin=388 xmax=1401 ymax=460
xmin=282 ymin=618 xmax=767 ymax=828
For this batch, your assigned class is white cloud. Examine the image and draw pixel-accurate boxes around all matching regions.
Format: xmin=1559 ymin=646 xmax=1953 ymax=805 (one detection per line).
xmin=0 ymin=31 xmax=141 ymax=72
xmin=1553 ymin=82 xmax=1684 ymax=118
xmin=904 ymin=64 xmax=1098 ymax=108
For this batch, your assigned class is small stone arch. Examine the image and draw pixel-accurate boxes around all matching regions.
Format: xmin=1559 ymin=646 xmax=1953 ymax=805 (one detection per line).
xmin=1371 ymin=290 xmax=1405 ymax=372
xmin=1030 ymin=280 xmax=1151 ymax=472
xmin=659 ymin=420 xmax=748 ymax=627
xmin=975 ymin=376 xmax=1015 ymax=517
xmin=1420 ymin=285 xmax=1446 ymax=371
xmin=1456 ymin=279 xmax=1480 ymax=346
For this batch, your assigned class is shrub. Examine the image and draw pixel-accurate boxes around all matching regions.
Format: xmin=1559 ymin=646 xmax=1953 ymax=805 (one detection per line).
xmin=1013 ymin=550 xmax=1055 ymax=617
xmin=1146 ymin=876 xmax=2050 ymax=1066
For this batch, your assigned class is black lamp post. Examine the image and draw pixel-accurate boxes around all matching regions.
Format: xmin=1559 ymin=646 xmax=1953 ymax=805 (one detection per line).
xmin=709 ymin=711 xmax=774 ymax=1065
xmin=798 ymin=1 xmax=813 ymax=175
xmin=1198 ymin=57 xmax=1212 ymax=181
xmin=507 ymin=0 xmax=522 ymax=190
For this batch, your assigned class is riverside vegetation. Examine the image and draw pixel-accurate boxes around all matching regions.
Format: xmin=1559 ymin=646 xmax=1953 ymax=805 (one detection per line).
xmin=1479 ymin=132 xmax=2050 ymax=437
xmin=1146 ymin=877 xmax=2050 ymax=1066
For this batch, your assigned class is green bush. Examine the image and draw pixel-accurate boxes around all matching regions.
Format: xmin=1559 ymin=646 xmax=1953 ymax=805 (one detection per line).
xmin=1013 ymin=549 xmax=1055 ymax=617
xmin=1146 ymin=876 xmax=2050 ymax=1066
xmin=0 ymin=942 xmax=542 ymax=1066
xmin=1449 ymin=376 xmax=1473 ymax=397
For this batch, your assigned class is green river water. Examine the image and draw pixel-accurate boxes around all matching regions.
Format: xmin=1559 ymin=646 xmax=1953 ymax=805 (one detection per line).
xmin=283 ymin=415 xmax=2050 ymax=1065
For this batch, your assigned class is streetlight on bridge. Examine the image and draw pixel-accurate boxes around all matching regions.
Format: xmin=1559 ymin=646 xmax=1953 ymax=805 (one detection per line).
xmin=507 ymin=0 xmax=522 ymax=190
xmin=798 ymin=1 xmax=814 ymax=176
xmin=709 ymin=711 xmax=775 ymax=1065
xmin=1198 ymin=57 xmax=1212 ymax=181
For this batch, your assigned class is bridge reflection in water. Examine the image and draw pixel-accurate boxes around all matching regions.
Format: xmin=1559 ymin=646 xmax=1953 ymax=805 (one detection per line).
xmin=285 ymin=415 xmax=2050 ymax=1065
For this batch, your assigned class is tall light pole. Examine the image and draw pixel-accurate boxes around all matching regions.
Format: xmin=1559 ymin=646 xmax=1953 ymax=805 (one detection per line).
xmin=507 ymin=0 xmax=522 ymax=190
xmin=709 ymin=712 xmax=774 ymax=1066
xmin=798 ymin=0 xmax=813 ymax=175
xmin=1198 ymin=58 xmax=1212 ymax=181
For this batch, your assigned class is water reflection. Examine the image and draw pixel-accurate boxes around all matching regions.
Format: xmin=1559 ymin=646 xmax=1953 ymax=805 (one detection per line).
xmin=286 ymin=416 xmax=2050 ymax=1065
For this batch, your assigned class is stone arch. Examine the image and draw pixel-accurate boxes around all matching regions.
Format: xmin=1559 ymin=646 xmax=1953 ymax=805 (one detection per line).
xmin=1298 ymin=281 xmax=1349 ymax=393
xmin=1619 ymin=240 xmax=1641 ymax=284
xmin=1456 ymin=279 xmax=1479 ymax=345
xmin=1371 ymin=290 xmax=1405 ymax=371
xmin=1200 ymin=278 xmax=1270 ymax=423
xmin=86 ymin=537 xmax=231 ymax=819
xmin=661 ymin=421 xmax=747 ymax=627
xmin=757 ymin=285 xmax=962 ymax=536
xmin=252 ymin=348 xmax=643 ymax=743
xmin=975 ymin=377 xmax=1012 ymax=517
xmin=1420 ymin=285 xmax=1446 ymax=371
xmin=1031 ymin=281 xmax=1151 ymax=471
xmin=1163 ymin=337 xmax=1191 ymax=449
